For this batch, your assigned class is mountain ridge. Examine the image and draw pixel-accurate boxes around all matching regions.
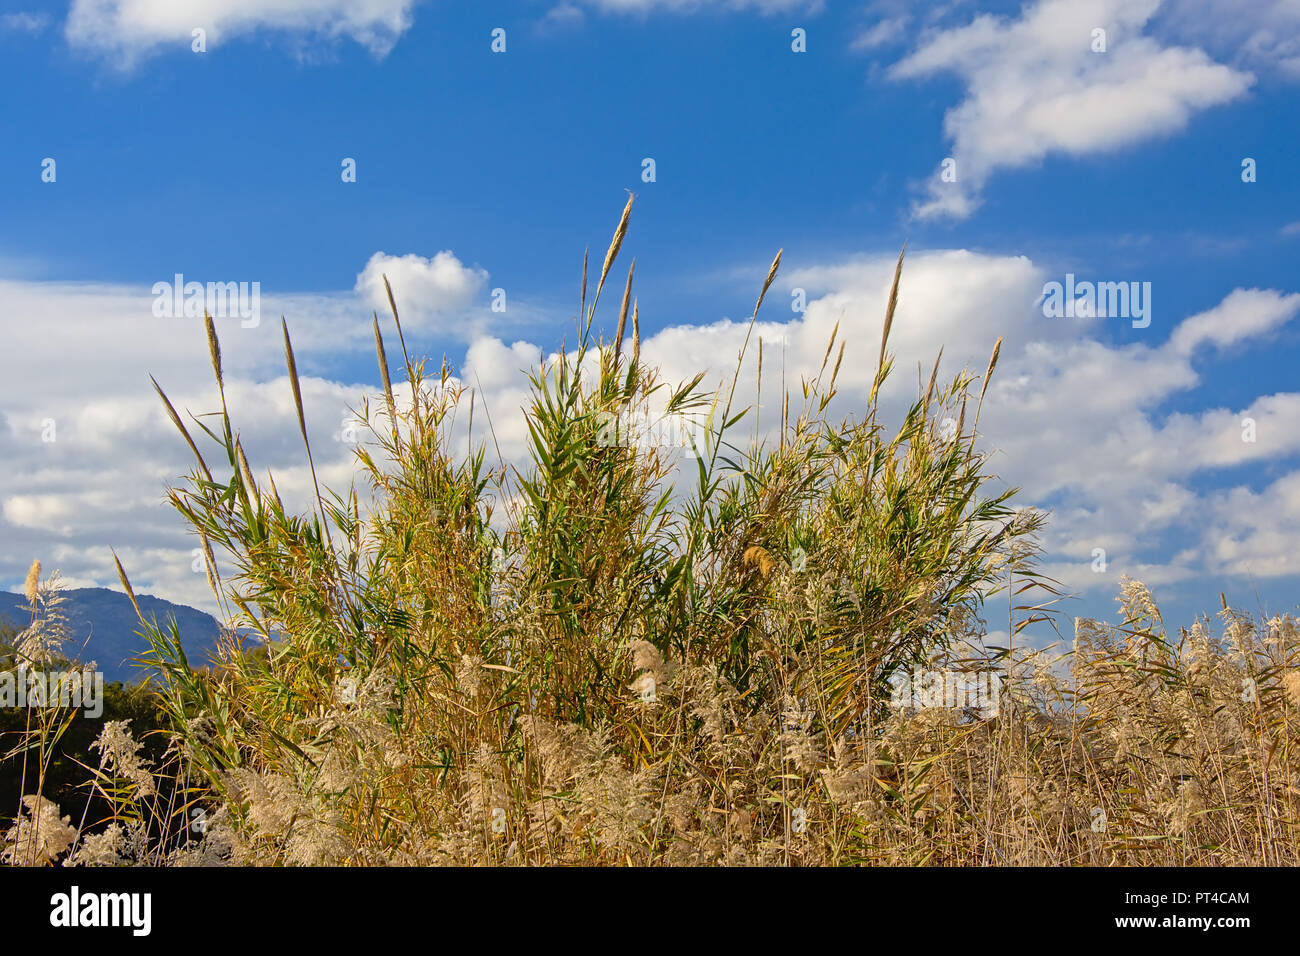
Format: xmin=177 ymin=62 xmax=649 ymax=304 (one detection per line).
xmin=0 ymin=587 xmax=225 ymax=683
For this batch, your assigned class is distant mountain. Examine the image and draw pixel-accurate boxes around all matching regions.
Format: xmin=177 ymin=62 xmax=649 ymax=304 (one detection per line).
xmin=0 ymin=588 xmax=225 ymax=683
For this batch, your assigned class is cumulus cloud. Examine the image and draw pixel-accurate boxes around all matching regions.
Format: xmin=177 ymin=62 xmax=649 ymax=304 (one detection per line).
xmin=958 ymin=286 xmax=1300 ymax=597
xmin=469 ymin=263 xmax=1300 ymax=605
xmin=355 ymin=251 xmax=489 ymax=336
xmin=447 ymin=253 xmax=1300 ymax=604
xmin=1203 ymin=471 xmax=1300 ymax=578
xmin=0 ymin=364 xmax=371 ymax=610
xmin=1167 ymin=288 xmax=1300 ymax=356
xmin=890 ymin=0 xmax=1253 ymax=219
xmin=1155 ymin=0 xmax=1300 ymax=79
xmin=0 ymin=243 xmax=498 ymax=610
xmin=5 ymin=245 xmax=1299 ymax=629
xmin=65 ymin=0 xmax=417 ymax=66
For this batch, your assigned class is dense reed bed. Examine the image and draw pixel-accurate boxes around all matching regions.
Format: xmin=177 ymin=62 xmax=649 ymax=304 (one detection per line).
xmin=6 ymin=198 xmax=1298 ymax=865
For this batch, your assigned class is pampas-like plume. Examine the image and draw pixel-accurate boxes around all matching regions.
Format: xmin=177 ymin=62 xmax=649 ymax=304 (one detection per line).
xmin=595 ymin=192 xmax=634 ymax=310
xmin=235 ymin=437 xmax=258 ymax=500
xmin=871 ymin=244 xmax=905 ymax=405
xmin=111 ymin=549 xmax=142 ymax=619
xmin=23 ymin=559 xmax=40 ymax=605
xmin=281 ymin=318 xmax=332 ymax=550
xmin=614 ymin=259 xmax=635 ymax=365
xmin=204 ymin=312 xmax=223 ymax=392
xmin=381 ymin=274 xmax=415 ymax=391
xmin=923 ymin=348 xmax=943 ymax=408
xmin=975 ymin=336 xmax=1002 ymax=428
xmin=150 ymin=376 xmax=214 ymax=485
xmin=630 ymin=300 xmax=640 ymax=370
xmin=757 ymin=249 xmax=782 ymax=315
xmin=372 ymin=313 xmax=398 ymax=430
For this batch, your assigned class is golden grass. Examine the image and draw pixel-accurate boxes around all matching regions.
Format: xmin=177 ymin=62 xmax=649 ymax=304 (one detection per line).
xmin=5 ymin=200 xmax=1298 ymax=867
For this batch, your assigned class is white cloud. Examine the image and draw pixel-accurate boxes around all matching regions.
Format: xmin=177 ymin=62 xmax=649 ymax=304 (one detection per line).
xmin=450 ymin=252 xmax=1300 ymax=603
xmin=588 ymin=267 xmax=1300 ymax=601
xmin=1 ymin=368 xmax=371 ymax=610
xmin=355 ymin=251 xmax=489 ymax=336
xmin=1167 ymin=288 xmax=1300 ymax=356
xmin=0 ymin=244 xmax=499 ymax=610
xmin=852 ymin=17 xmax=908 ymax=51
xmin=5 ymin=245 xmax=1299 ymax=628
xmin=1156 ymin=0 xmax=1300 ymax=79
xmin=65 ymin=0 xmax=417 ymax=66
xmin=890 ymin=0 xmax=1253 ymax=219
xmin=1203 ymin=470 xmax=1300 ymax=578
xmin=0 ymin=12 xmax=50 ymax=34
xmin=967 ymin=286 xmax=1300 ymax=594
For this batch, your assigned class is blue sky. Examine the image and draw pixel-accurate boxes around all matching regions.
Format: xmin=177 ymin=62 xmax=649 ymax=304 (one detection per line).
xmin=2 ymin=0 xmax=1299 ymax=647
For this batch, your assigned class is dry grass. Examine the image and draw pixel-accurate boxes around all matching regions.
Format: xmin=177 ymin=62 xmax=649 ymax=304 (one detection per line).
xmin=6 ymin=199 xmax=1299 ymax=866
